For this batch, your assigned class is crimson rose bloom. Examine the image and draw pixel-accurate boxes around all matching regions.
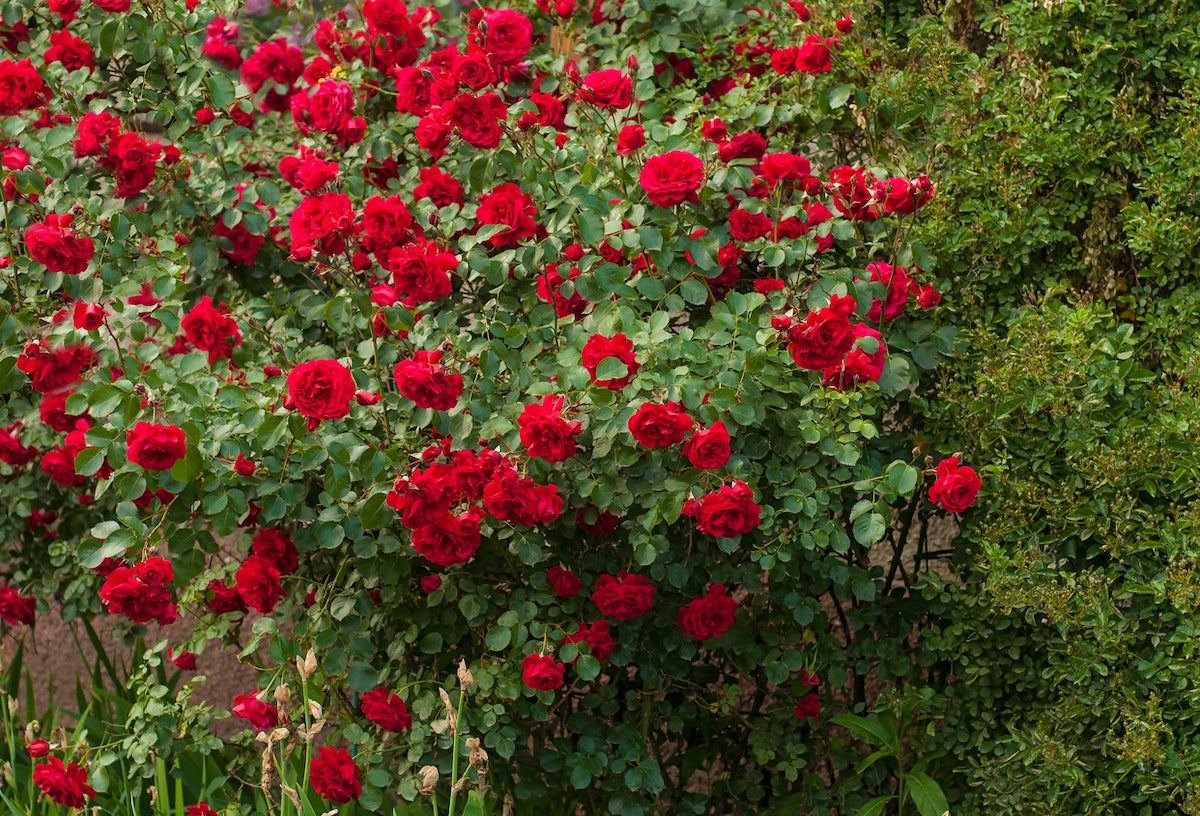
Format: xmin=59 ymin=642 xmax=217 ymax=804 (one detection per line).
xmin=251 ymin=528 xmax=298 ymax=574
xmin=360 ymin=687 xmax=413 ymax=732
xmin=25 ymin=214 xmax=94 ymax=275
xmin=683 ymin=420 xmax=731 ymax=469
xmin=386 ymin=242 xmax=457 ymax=304
xmin=690 ymin=480 xmax=761 ymax=538
xmin=0 ymin=582 xmax=35 ymax=625
xmin=411 ymin=510 xmax=483 ymax=566
xmin=521 ymin=653 xmax=565 ymax=691
xmin=616 ymin=123 xmax=645 ymax=154
xmin=628 ymin=401 xmax=693 ymax=448
xmin=232 ymin=692 xmax=280 ymax=730
xmin=477 ymin=183 xmax=539 ymax=247
xmin=547 ymin=565 xmax=581 ymax=598
xmin=33 ymin=757 xmax=95 ymax=808
xmin=678 ymin=584 xmax=738 ymax=640
xmin=310 ymin=747 xmax=362 ymax=803
xmin=27 ymin=738 xmax=49 ymax=758
xmin=795 ymin=33 xmax=832 ymax=74
xmin=451 ymin=92 xmax=507 ymax=150
xmin=235 ymin=555 xmax=281 ymax=613
xmin=787 ymin=294 xmax=858 ymax=370
xmin=822 ymin=325 xmax=887 ymax=390
xmin=563 ymin=619 xmax=615 ymax=660
xmin=577 ymin=68 xmax=633 ymax=108
xmin=99 ymin=558 xmax=179 ymax=625
xmin=286 ymin=359 xmax=356 ymax=428
xmin=480 ymin=8 xmax=533 ymax=65
xmin=518 ymin=394 xmax=582 ymax=462
xmin=639 ymin=150 xmax=705 ymax=207
xmin=928 ymin=456 xmax=981 ymax=513
xmin=592 ymin=572 xmax=654 ymax=620
xmin=582 ymin=333 xmax=639 ymax=389
xmin=394 ymin=350 xmax=463 ymax=410
xmin=0 ymin=422 xmax=36 ymax=466
xmin=126 ymin=422 xmax=187 ymax=471
xmin=181 ymin=296 xmax=241 ymax=363
xmin=860 ymin=261 xmax=912 ymax=323
xmin=0 ymin=59 xmax=51 ymax=116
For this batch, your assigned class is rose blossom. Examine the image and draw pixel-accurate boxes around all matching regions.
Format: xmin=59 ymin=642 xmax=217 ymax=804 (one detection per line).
xmin=683 ymin=420 xmax=731 ymax=469
xmin=33 ymin=757 xmax=95 ymax=808
xmin=521 ymin=653 xmax=565 ymax=690
xmin=393 ymin=350 xmax=463 ymax=410
xmin=582 ymin=333 xmax=639 ymax=389
xmin=310 ymin=747 xmax=361 ymax=803
xmin=518 ymin=395 xmax=582 ymax=462
xmin=688 ymin=480 xmax=762 ymax=538
xmin=639 ymin=150 xmax=705 ymax=207
xmin=928 ymin=456 xmax=981 ymax=513
xmin=125 ymin=422 xmax=187 ymax=471
xmin=592 ymin=572 xmax=654 ymax=620
xmin=361 ymin=687 xmax=413 ymax=732
xmin=628 ymin=401 xmax=693 ymax=448
xmin=678 ymin=584 xmax=738 ymax=640
xmin=285 ymin=359 xmax=356 ymax=428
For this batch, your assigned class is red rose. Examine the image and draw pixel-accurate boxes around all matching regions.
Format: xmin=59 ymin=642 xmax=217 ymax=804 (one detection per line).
xmin=690 ymin=480 xmax=761 ymax=538
xmin=582 ymin=333 xmax=639 ymax=389
xmin=310 ymin=747 xmax=362 ymax=803
xmin=537 ymin=263 xmax=589 ymax=320
xmin=182 ymin=296 xmax=241 ymax=362
xmin=616 ymin=123 xmax=645 ymax=154
xmin=628 ymin=401 xmax=693 ymax=448
xmin=420 ymin=574 xmax=442 ymax=594
xmin=0 ymin=583 xmax=35 ymax=624
xmin=33 ymin=757 xmax=95 ymax=808
xmin=592 ymin=572 xmax=654 ymax=620
xmin=186 ymin=805 xmax=219 ymax=816
xmin=787 ymin=294 xmax=858 ymax=370
xmin=451 ymin=92 xmax=507 ymax=150
xmin=716 ymin=132 xmax=767 ymax=162
xmin=125 ymin=422 xmax=187 ymax=471
xmin=639 ymin=150 xmax=705 ymax=207
xmin=25 ymin=214 xmax=94 ymax=275
xmin=169 ymin=647 xmax=197 ymax=670
xmin=235 ymin=555 xmax=281 ymax=613
xmin=518 ymin=395 xmax=582 ymax=462
xmin=251 ymin=528 xmax=298 ymax=574
xmin=0 ymin=59 xmax=51 ymax=116
xmin=757 ymin=152 xmax=811 ymax=188
xmin=414 ymin=165 xmax=463 ymax=206
xmin=72 ymin=302 xmax=106 ymax=331
xmin=477 ymin=183 xmax=539 ymax=247
xmin=678 ymin=584 xmax=738 ymax=640
xmin=577 ymin=68 xmax=633 ymax=108
xmin=483 ymin=471 xmax=563 ymax=526
xmin=563 ymin=619 xmax=615 ymax=660
xmin=363 ymin=0 xmax=410 ymax=35
xmin=480 ymin=8 xmax=533 ymax=65
xmin=822 ymin=325 xmax=887 ymax=390
xmin=279 ymin=153 xmax=339 ymax=193
xmin=45 ymin=29 xmax=94 ymax=71
xmin=385 ymin=242 xmax=457 ymax=304
xmin=521 ymin=653 xmax=565 ymax=691
xmin=928 ymin=456 xmax=981 ymax=513
xmin=207 ymin=579 xmax=249 ymax=615
xmin=795 ymin=34 xmax=832 ymax=74
xmin=394 ymin=350 xmax=463 ymax=410
xmin=360 ymin=194 xmax=414 ymax=256
xmin=74 ymin=111 xmax=119 ymax=157
xmin=108 ymin=132 xmax=161 ymax=197
xmin=683 ymin=420 xmax=731 ymax=469
xmin=234 ymin=454 xmax=256 ymax=476
xmin=289 ymin=192 xmax=355 ymax=259
xmin=828 ymin=165 xmax=878 ymax=222
xmin=0 ymin=421 xmax=37 ymax=466
xmin=729 ymin=209 xmax=773 ymax=241
xmin=361 ymin=687 xmax=413 ymax=732
xmin=286 ymin=359 xmax=356 ymax=427
xmin=27 ymin=738 xmax=50 ymax=758
xmin=99 ymin=558 xmax=178 ymax=624
xmin=40 ymin=392 xmax=88 ymax=433
xmin=411 ymin=509 xmax=483 ymax=566
xmin=232 ymin=692 xmax=280 ymax=730
xmin=547 ymin=565 xmax=581 ymax=598
xmin=93 ymin=0 xmax=131 ymax=11
xmin=794 ymin=692 xmax=820 ymax=721
xmin=859 ymin=261 xmax=912 ymax=323
xmin=874 ymin=175 xmax=934 ymax=215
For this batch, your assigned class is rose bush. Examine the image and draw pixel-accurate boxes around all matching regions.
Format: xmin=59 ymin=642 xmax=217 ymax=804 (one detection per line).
xmin=0 ymin=0 xmax=971 ymax=814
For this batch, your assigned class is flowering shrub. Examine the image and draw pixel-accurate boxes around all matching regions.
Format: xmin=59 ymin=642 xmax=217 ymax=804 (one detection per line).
xmin=0 ymin=0 xmax=973 ymax=813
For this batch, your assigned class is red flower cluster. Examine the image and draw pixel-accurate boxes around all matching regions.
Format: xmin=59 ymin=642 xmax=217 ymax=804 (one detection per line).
xmin=563 ymin=619 xmax=615 ymax=660
xmin=0 ymin=582 xmax=35 ymax=625
xmin=182 ymin=296 xmax=241 ymax=363
xmin=786 ymin=294 xmax=888 ymax=390
xmin=477 ymin=183 xmax=539 ymax=247
xmin=24 ymin=214 xmax=94 ymax=275
xmin=33 ymin=757 xmax=95 ymax=808
xmin=582 ymin=333 xmax=639 ymax=389
xmin=99 ymin=556 xmax=179 ymax=625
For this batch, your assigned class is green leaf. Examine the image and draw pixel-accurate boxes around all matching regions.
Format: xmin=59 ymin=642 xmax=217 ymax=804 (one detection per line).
xmin=462 ymin=792 xmax=487 ymax=816
xmin=485 ymin=626 xmax=511 ymax=651
xmin=828 ymin=85 xmax=854 ymax=109
xmin=170 ymin=445 xmax=203 ymax=482
xmin=206 ymin=73 xmax=236 ymax=109
xmin=680 ymin=278 xmax=709 ymax=305
xmin=905 ymin=771 xmax=950 ymax=816
xmin=595 ymin=357 xmax=628 ymax=381
xmin=359 ymin=492 xmax=393 ymax=530
xmin=830 ymin=713 xmax=899 ymax=752
xmin=853 ymin=512 xmax=887 ymax=546
xmin=73 ymin=447 xmax=106 ymax=477
xmin=855 ymin=796 xmax=895 ymax=816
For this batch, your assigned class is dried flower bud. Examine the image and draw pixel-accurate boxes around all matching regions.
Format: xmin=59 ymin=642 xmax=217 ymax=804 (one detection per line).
xmin=308 ymin=699 xmax=324 ymax=720
xmin=417 ymin=765 xmax=440 ymax=795
xmin=457 ymin=659 xmax=474 ymax=689
xmin=298 ymin=648 xmax=318 ymax=681
xmin=274 ymin=684 xmax=292 ymax=706
xmin=438 ymin=687 xmax=458 ymax=735
xmin=23 ymin=721 xmax=38 ymax=742
xmin=466 ymin=737 xmax=488 ymax=769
